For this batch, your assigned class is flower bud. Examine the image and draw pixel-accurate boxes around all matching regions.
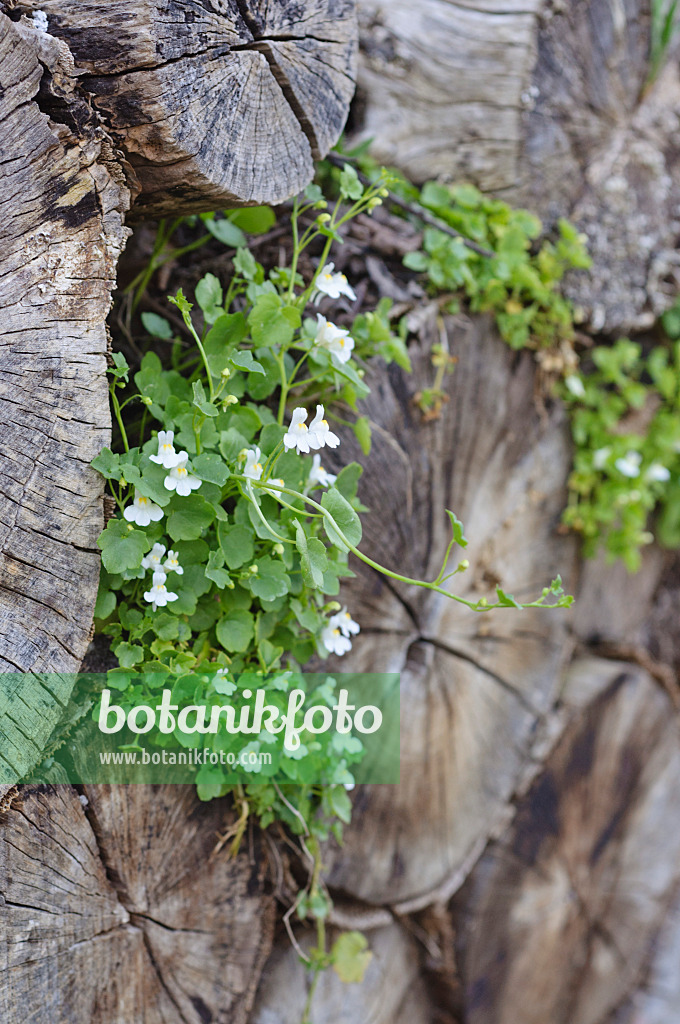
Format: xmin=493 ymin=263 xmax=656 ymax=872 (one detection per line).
xmin=317 ymin=212 xmax=331 ymax=224
xmin=478 ymin=597 xmax=488 ymax=607
xmin=314 ymin=200 xmax=328 ymax=209
xmin=379 ymin=188 xmax=389 ymax=197
xmin=273 ymin=543 xmax=284 ymax=555
xmin=367 ymin=197 xmax=382 ymax=210
xmin=221 ymin=367 xmax=231 ymax=379
xmin=140 ymin=395 xmax=153 ymax=406
xmin=458 ymin=559 xmax=469 ymax=571
xmin=249 ymin=564 xmax=258 ymax=574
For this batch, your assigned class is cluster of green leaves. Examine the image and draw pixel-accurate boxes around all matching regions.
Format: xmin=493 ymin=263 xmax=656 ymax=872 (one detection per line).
xmin=401 ymin=181 xmax=591 ymax=350
xmin=561 ymin=337 xmax=680 ymax=570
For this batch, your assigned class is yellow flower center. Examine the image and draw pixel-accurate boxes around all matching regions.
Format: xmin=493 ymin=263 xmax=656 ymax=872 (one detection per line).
xmin=321 ymin=420 xmax=328 ymax=429
xmin=253 ymin=463 xmax=262 ymax=473
xmin=339 ymin=338 xmax=345 ymax=347
xmin=300 ymin=423 xmax=308 ymax=431
xmin=324 ymin=274 xmax=333 ymax=281
xmin=333 ymin=629 xmax=340 ymax=637
xmin=177 ymin=467 xmax=187 ymax=476
xmin=158 ymin=585 xmax=166 ymax=592
xmin=162 ymin=443 xmax=172 ymax=451
xmin=138 ymin=496 xmax=148 ymax=505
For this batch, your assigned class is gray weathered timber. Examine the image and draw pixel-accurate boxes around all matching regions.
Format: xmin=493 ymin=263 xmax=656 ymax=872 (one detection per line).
xmin=0 ymin=14 xmax=129 ymax=779
xmin=320 ymin=309 xmax=578 ymax=907
xmin=354 ymin=0 xmax=680 ymax=334
xmin=0 ymin=784 xmax=275 ymax=1022
xmin=21 ymin=0 xmax=358 ymax=217
xmin=251 ymin=920 xmax=433 ymax=1024
xmin=456 ymin=658 xmax=680 ymax=1024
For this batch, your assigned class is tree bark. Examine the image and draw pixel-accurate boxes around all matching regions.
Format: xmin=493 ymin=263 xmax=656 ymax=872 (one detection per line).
xmin=352 ymin=0 xmax=680 ymax=335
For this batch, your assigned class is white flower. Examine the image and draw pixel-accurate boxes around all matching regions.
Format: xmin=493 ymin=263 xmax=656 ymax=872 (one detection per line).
xmin=163 ymin=549 xmax=184 ymax=575
xmin=645 ymin=463 xmax=671 ymax=483
xmin=593 ymin=447 xmax=611 ymax=470
xmin=321 ymin=623 xmax=352 ymax=656
xmin=565 ymin=375 xmax=586 ymax=398
xmin=123 ymin=489 xmax=164 ymax=527
xmin=308 ymin=454 xmax=336 ymax=488
xmin=330 ymin=607 xmax=360 ymax=638
xmin=143 ymin=570 xmax=178 ymax=611
xmin=164 ymin=454 xmax=201 ymax=495
xmin=264 ymin=477 xmax=286 ymax=496
xmin=615 ymin=451 xmax=642 ymax=478
xmin=308 ymin=405 xmax=340 ymax=450
xmin=283 ymin=407 xmax=314 ymax=453
xmin=213 ymin=668 xmax=237 ymax=695
xmin=150 ymin=430 xmax=183 ymax=470
xmin=344 ymin=783 xmax=355 ymax=791
xmin=314 ymin=314 xmax=354 ymax=365
xmin=141 ymin=542 xmax=166 ymax=571
xmin=243 ymin=447 xmax=264 ymax=481
xmin=311 ymin=262 xmax=357 ymax=304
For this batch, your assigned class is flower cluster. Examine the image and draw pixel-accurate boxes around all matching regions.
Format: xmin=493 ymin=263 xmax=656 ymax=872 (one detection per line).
xmin=321 ymin=607 xmax=360 ymax=656
xmin=283 ymin=404 xmax=340 ymax=454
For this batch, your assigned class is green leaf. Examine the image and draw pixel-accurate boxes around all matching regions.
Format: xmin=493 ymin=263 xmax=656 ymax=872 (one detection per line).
xmin=495 ymin=585 xmax=521 ymax=609
xmin=203 ymin=313 xmax=248 ymax=376
xmin=216 ymin=609 xmax=255 ymax=652
xmin=206 ymin=549 xmax=232 ymax=589
xmin=294 ymin=520 xmax=328 ymax=589
xmin=109 ymin=351 xmax=130 ymax=381
xmin=97 ymin=520 xmax=150 ymax=574
xmin=219 ymin=427 xmax=250 ymax=463
xmin=339 ymin=163 xmax=364 ymax=201
xmin=218 ymin=522 xmax=254 ymax=569
xmin=195 ymin=273 xmax=223 ymax=323
xmin=331 ymin=932 xmax=372 ymax=984
xmin=321 ymin=488 xmax=362 ymax=550
xmin=169 ymin=288 xmax=192 ymax=316
xmin=166 ymin=495 xmax=216 ymax=541
xmin=91 ymin=447 xmax=121 ymax=480
xmin=113 ymin=641 xmax=144 ymax=668
xmin=229 ymin=350 xmax=265 ymax=376
xmin=446 ymin=510 xmax=468 ymax=549
xmin=334 ymin=462 xmax=363 ymax=502
xmin=94 ymin=588 xmax=116 ymax=619
xmin=140 ymin=311 xmax=173 ymax=339
xmin=247 ymin=557 xmax=291 ymax=601
xmin=193 ymin=453 xmax=230 ymax=486
xmin=353 ymin=416 xmax=372 ymax=455
xmin=205 ymin=217 xmax=247 ymax=248
xmin=229 ymin=206 xmax=276 ymax=235
xmin=234 ymin=247 xmax=258 ymax=281
xmin=192 ymin=380 xmax=218 ymax=417
xmin=248 ymin=294 xmax=301 ymax=348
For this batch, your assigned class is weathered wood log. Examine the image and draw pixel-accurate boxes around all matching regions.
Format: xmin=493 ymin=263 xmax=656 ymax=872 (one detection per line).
xmin=454 ymin=657 xmax=680 ymax=1024
xmin=353 ymin=0 xmax=680 ymax=334
xmin=21 ymin=0 xmax=358 ymax=217
xmin=0 ymin=784 xmax=275 ymax=1022
xmin=251 ymin=920 xmax=432 ymax=1023
xmin=320 ymin=308 xmax=577 ymax=908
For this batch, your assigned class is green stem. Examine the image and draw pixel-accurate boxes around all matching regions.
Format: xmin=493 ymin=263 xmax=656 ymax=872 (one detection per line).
xmin=110 ymin=386 xmax=130 ymax=453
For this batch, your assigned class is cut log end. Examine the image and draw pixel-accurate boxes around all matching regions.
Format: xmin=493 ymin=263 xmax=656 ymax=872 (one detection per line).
xmin=23 ymin=0 xmax=358 ymax=217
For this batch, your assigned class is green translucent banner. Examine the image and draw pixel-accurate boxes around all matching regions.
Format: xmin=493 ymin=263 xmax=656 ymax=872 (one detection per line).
xmin=0 ymin=672 xmax=400 ymax=786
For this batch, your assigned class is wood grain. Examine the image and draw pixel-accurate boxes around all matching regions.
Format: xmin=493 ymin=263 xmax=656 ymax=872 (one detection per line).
xmin=321 ymin=310 xmax=577 ymax=907
xmin=0 ymin=784 xmax=274 ymax=1023
xmin=21 ymin=0 xmax=358 ymax=216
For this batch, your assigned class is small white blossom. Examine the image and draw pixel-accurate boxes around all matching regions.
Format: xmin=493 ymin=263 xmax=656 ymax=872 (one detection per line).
xmin=264 ymin=477 xmax=286 ymax=496
xmin=330 ymin=607 xmax=360 ymax=638
xmin=311 ymin=262 xmax=357 ymax=304
xmin=308 ymin=454 xmax=336 ymax=488
xmin=593 ymin=447 xmax=611 ymax=470
xmin=344 ymin=783 xmax=355 ymax=791
xmin=141 ymin=542 xmax=166 ymax=571
xmin=214 ymin=668 xmax=237 ymax=695
xmin=321 ymin=623 xmax=352 ymax=656
xmin=308 ymin=405 xmax=340 ymax=450
xmin=32 ymin=10 xmax=48 ymax=32
xmin=284 ymin=407 xmax=314 ymax=453
xmin=314 ymin=314 xmax=354 ymax=366
xmin=143 ymin=570 xmax=178 ymax=611
xmin=163 ymin=549 xmax=184 ymax=575
xmin=615 ymin=451 xmax=642 ymax=478
xmin=164 ymin=454 xmax=201 ymax=496
xmin=645 ymin=463 xmax=671 ymax=483
xmin=565 ymin=375 xmax=586 ymax=398
xmin=123 ymin=489 xmax=164 ymax=527
xmin=150 ymin=430 xmax=183 ymax=469
xmin=243 ymin=447 xmax=264 ymax=481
